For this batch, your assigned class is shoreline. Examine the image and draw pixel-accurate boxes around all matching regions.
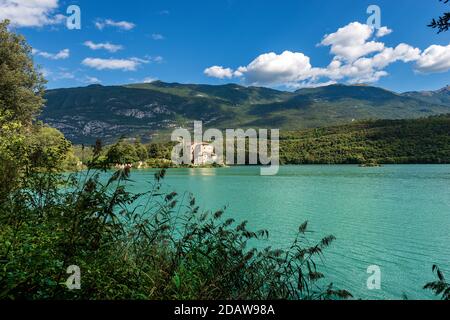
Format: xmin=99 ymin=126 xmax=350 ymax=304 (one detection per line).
xmin=124 ymin=163 xmax=450 ymax=171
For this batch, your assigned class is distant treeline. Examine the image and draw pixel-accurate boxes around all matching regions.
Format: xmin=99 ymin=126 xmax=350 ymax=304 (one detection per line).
xmin=80 ymin=114 xmax=450 ymax=167
xmin=280 ymin=115 xmax=450 ymax=165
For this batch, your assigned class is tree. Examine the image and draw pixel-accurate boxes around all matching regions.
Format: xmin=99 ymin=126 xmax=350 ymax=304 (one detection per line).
xmin=133 ymin=137 xmax=149 ymax=161
xmin=93 ymin=138 xmax=103 ymax=157
xmin=0 ymin=21 xmax=76 ymax=200
xmin=429 ymin=0 xmax=450 ymax=33
xmin=0 ymin=114 xmax=26 ymax=200
xmin=26 ymin=125 xmax=72 ymax=171
xmin=0 ymin=20 xmax=47 ymax=199
xmin=0 ymin=20 xmax=46 ymax=126
xmin=148 ymin=143 xmax=161 ymax=159
xmin=106 ymin=140 xmax=139 ymax=164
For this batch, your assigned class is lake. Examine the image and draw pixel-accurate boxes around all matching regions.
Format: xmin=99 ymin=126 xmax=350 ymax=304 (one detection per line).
xmin=123 ymin=165 xmax=450 ymax=300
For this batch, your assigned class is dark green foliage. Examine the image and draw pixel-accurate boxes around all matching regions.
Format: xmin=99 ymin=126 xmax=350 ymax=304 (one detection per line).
xmin=26 ymin=124 xmax=73 ymax=171
xmin=424 ymin=265 xmax=450 ymax=300
xmin=280 ymin=115 xmax=450 ymax=164
xmin=0 ymin=19 xmax=75 ymax=199
xmin=106 ymin=139 xmax=141 ymax=164
xmin=148 ymin=142 xmax=175 ymax=160
xmin=0 ymin=167 xmax=352 ymax=300
xmin=126 ymin=115 xmax=450 ymax=166
xmin=0 ymin=20 xmax=46 ymax=126
xmin=429 ymin=0 xmax=450 ymax=33
xmin=93 ymin=138 xmax=103 ymax=157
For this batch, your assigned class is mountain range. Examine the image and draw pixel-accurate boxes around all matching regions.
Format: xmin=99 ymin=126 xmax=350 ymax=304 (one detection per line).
xmin=40 ymin=81 xmax=450 ymax=144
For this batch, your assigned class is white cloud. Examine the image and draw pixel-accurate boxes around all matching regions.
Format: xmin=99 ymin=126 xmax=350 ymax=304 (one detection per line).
xmin=82 ymin=58 xmax=141 ymax=71
xmin=0 ymin=0 xmax=65 ymax=28
xmin=135 ymin=55 xmax=163 ymax=64
xmin=143 ymin=77 xmax=158 ymax=83
xmin=232 ymin=66 xmax=247 ymax=77
xmin=153 ymin=56 xmax=164 ymax=63
xmin=83 ymin=41 xmax=123 ymax=53
xmin=311 ymin=58 xmax=385 ymax=83
xmin=240 ymin=51 xmax=313 ymax=86
xmin=82 ymin=58 xmax=146 ymax=71
xmin=287 ymin=80 xmax=338 ymax=90
xmin=415 ymin=44 xmax=450 ymax=73
xmin=312 ymin=43 xmax=420 ymax=84
xmin=32 ymin=48 xmax=70 ymax=60
xmin=130 ymin=57 xmax=150 ymax=64
xmin=54 ymin=71 xmax=75 ymax=80
xmin=376 ymin=26 xmax=392 ymax=38
xmin=95 ymin=19 xmax=135 ymax=31
xmin=205 ymin=21 xmax=449 ymax=88
xmin=370 ymin=44 xmax=421 ymax=69
xmin=320 ymin=22 xmax=384 ymax=62
xmin=151 ymin=33 xmax=164 ymax=40
xmin=85 ymin=76 xmax=101 ymax=84
xmin=205 ymin=51 xmax=317 ymax=86
xmin=204 ymin=66 xmax=234 ymax=79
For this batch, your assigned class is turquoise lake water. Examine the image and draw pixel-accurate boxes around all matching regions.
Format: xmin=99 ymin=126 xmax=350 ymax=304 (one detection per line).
xmin=121 ymin=165 xmax=450 ymax=300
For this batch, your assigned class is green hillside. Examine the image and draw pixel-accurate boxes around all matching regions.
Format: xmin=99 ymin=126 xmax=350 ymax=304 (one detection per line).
xmin=280 ymin=114 xmax=450 ymax=164
xmin=41 ymin=82 xmax=450 ymax=144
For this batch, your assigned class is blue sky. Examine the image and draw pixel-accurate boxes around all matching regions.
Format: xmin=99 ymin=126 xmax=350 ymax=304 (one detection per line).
xmin=2 ymin=0 xmax=449 ymax=92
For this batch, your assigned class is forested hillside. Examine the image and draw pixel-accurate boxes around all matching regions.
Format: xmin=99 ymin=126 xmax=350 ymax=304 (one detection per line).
xmin=280 ymin=115 xmax=450 ymax=164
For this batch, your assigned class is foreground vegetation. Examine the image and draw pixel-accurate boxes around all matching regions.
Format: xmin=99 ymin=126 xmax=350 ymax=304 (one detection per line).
xmin=1 ymin=165 xmax=354 ymax=299
xmin=0 ymin=19 xmax=448 ymax=300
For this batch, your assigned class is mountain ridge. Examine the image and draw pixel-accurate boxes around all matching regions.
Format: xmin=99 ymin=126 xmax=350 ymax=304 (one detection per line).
xmin=41 ymin=82 xmax=450 ymax=144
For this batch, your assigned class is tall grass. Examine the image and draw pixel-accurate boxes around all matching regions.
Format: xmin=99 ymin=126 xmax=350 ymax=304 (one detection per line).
xmin=0 ymin=166 xmax=352 ymax=300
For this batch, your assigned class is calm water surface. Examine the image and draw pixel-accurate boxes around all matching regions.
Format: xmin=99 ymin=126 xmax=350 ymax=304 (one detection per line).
xmin=123 ymin=165 xmax=450 ymax=300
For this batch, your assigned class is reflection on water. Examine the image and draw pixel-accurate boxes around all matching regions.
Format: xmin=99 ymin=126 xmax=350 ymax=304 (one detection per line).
xmin=187 ymin=168 xmax=217 ymax=176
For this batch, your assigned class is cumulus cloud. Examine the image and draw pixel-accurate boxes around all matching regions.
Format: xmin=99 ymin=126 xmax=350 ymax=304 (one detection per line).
xmin=82 ymin=57 xmax=147 ymax=71
xmin=32 ymin=48 xmax=70 ymax=60
xmin=205 ymin=21 xmax=449 ymax=88
xmin=83 ymin=41 xmax=123 ymax=53
xmin=204 ymin=66 xmax=234 ymax=79
xmin=376 ymin=26 xmax=392 ymax=38
xmin=320 ymin=22 xmax=385 ymax=62
xmin=371 ymin=44 xmax=421 ymax=69
xmin=95 ymin=19 xmax=135 ymax=31
xmin=240 ymin=51 xmax=314 ymax=86
xmin=0 ymin=0 xmax=65 ymax=27
xmin=415 ymin=44 xmax=450 ymax=73
xmin=316 ymin=43 xmax=421 ymax=83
